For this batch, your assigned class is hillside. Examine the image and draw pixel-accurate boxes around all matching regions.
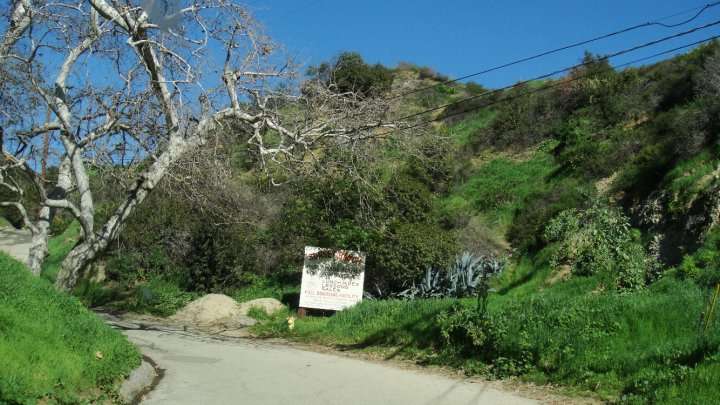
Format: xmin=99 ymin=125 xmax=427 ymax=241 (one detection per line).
xmin=17 ymin=44 xmax=720 ymax=402
xmin=0 ymin=253 xmax=140 ymax=404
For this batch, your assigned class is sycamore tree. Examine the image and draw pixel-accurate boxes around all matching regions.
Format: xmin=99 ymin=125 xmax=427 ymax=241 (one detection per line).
xmin=0 ymin=0 xmax=394 ymax=290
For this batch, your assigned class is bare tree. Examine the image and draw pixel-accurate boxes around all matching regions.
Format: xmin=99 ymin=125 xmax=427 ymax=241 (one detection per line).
xmin=0 ymin=0 xmax=394 ymax=290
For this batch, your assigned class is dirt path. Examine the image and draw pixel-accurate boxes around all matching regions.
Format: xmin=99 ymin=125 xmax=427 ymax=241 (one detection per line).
xmin=0 ymin=226 xmax=32 ymax=264
xmin=123 ymin=328 xmax=540 ymax=405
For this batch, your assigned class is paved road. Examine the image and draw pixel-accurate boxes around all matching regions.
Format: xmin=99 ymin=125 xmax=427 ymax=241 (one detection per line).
xmin=0 ymin=228 xmax=542 ymax=405
xmin=0 ymin=226 xmax=32 ymax=264
xmin=125 ymin=329 xmax=538 ymax=405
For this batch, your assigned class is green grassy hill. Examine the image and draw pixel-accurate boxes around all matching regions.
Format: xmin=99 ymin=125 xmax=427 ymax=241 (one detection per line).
xmin=250 ymin=45 xmax=720 ymax=402
xmin=254 ymin=270 xmax=720 ymax=403
xmin=0 ymin=253 xmax=139 ymax=404
xmin=19 ymin=43 xmax=720 ymax=404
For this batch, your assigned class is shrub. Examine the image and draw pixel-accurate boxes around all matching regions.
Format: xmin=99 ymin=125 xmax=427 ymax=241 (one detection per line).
xmin=678 ymin=229 xmax=720 ymax=287
xmin=122 ymin=278 xmax=198 ymax=317
xmin=544 ymin=205 xmax=649 ymax=289
xmin=475 ymin=83 xmax=563 ymax=149
xmin=368 ymin=222 xmax=458 ymax=291
xmin=507 ymin=179 xmax=591 ymax=252
xmin=307 ymin=52 xmax=393 ymax=97
xmin=438 ymin=305 xmax=508 ymax=360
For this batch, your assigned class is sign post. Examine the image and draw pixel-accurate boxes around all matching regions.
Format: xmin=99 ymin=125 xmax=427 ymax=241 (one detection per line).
xmin=298 ymin=246 xmax=365 ymax=316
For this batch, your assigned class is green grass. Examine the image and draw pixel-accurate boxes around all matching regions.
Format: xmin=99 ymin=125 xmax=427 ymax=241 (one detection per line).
xmin=253 ymin=298 xmax=456 ymax=354
xmin=228 ymin=277 xmax=299 ymax=305
xmin=253 ymin=266 xmax=720 ymax=403
xmin=0 ymin=252 xmax=140 ymax=404
xmin=663 ymin=149 xmax=720 ymax=214
xmin=441 ymin=145 xmax=557 ymax=237
xmin=446 ymin=109 xmax=497 ymax=145
xmin=118 ymin=277 xmax=198 ymax=317
xmin=41 ymin=221 xmax=81 ymax=283
xmin=0 ymin=217 xmax=12 ymax=228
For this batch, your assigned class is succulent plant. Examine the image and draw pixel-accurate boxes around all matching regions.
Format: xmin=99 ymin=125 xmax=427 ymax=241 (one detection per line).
xmin=389 ymin=252 xmax=506 ymax=301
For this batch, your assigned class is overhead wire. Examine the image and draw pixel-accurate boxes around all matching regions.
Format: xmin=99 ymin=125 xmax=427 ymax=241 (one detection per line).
xmin=386 ymin=1 xmax=720 ymax=101
xmin=386 ymin=34 xmax=720 ymax=136
xmin=379 ymin=18 xmax=720 ymax=129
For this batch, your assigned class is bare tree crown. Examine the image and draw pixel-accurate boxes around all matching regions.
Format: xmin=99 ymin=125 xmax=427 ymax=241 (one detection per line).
xmin=0 ymin=0 xmax=393 ymax=288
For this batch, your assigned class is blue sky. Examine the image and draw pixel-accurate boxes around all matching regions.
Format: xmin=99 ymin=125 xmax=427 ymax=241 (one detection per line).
xmin=244 ymin=0 xmax=720 ymax=88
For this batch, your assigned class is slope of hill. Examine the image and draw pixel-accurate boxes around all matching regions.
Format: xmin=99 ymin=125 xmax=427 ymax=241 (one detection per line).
xmin=31 ymin=44 xmax=720 ymax=403
xmin=0 ymin=252 xmax=140 ymax=404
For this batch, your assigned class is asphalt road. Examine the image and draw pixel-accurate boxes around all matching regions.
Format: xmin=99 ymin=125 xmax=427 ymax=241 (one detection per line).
xmin=125 ymin=329 xmax=538 ymax=405
xmin=0 ymin=227 xmax=541 ymax=405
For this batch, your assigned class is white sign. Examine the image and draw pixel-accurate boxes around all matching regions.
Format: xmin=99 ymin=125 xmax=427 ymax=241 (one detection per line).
xmin=299 ymin=246 xmax=365 ymax=311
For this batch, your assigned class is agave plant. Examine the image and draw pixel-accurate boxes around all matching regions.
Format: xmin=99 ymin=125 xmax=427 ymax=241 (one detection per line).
xmin=397 ymin=267 xmax=446 ymax=299
xmin=448 ymin=252 xmax=484 ymax=298
xmin=417 ymin=267 xmax=446 ymax=298
xmin=391 ymin=253 xmax=506 ymax=302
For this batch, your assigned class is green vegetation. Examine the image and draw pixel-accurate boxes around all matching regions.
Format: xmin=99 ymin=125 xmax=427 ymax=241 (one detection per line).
xmin=254 ymin=271 xmax=720 ymax=402
xmin=119 ymin=278 xmax=198 ymax=317
xmin=228 ymin=275 xmax=299 ymax=304
xmin=7 ymin=43 xmax=720 ymax=403
xmin=446 ymin=109 xmax=497 ymax=145
xmin=0 ymin=253 xmax=139 ymax=404
xmin=677 ymin=228 xmax=720 ymax=288
xmin=250 ymin=44 xmax=720 ymax=403
xmin=663 ymin=148 xmax=720 ymax=215
xmin=545 ymin=205 xmax=649 ymax=290
xmin=41 ymin=221 xmax=81 ymax=283
xmin=442 ymin=144 xmax=557 ymax=230
xmin=307 ymin=52 xmax=394 ymax=97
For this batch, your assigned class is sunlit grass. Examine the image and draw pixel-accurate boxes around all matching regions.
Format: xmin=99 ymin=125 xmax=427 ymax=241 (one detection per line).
xmin=0 ymin=252 xmax=139 ymax=403
xmin=41 ymin=221 xmax=81 ymax=283
xmin=253 ymin=264 xmax=720 ymax=402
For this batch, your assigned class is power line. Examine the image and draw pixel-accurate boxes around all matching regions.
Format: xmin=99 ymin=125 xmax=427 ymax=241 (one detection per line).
xmin=387 ymin=1 xmax=720 ymax=101
xmin=388 ymin=35 xmax=720 ymax=137
xmin=654 ymin=1 xmax=720 ymax=27
xmin=389 ymin=18 xmax=720 ymax=125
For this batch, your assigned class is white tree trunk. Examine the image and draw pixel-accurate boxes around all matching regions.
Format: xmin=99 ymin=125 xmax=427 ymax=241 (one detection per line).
xmin=54 ymin=240 xmax=98 ymax=290
xmin=26 ymin=158 xmax=73 ymax=276
xmin=27 ymin=207 xmax=49 ymax=276
xmin=54 ymin=134 xmax=202 ymax=291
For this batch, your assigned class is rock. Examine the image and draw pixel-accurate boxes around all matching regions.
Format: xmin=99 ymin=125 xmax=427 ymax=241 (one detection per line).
xmin=238 ymin=298 xmax=285 ymax=316
xmin=119 ymin=360 xmax=157 ymax=404
xmin=170 ymin=294 xmax=246 ymax=328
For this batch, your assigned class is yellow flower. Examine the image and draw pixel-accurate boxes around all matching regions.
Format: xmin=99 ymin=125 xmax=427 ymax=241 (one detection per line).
xmin=287 ymin=316 xmax=296 ymax=330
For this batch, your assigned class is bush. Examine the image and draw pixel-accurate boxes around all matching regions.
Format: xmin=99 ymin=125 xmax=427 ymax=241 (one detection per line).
xmin=368 ymin=222 xmax=458 ymax=291
xmin=507 ymin=178 xmax=590 ymax=252
xmin=678 ymin=228 xmax=720 ymax=287
xmin=437 ymin=305 xmax=516 ymax=372
xmin=273 ymin=143 xmax=459 ymax=294
xmin=122 ymin=277 xmax=198 ymax=317
xmin=307 ymin=52 xmax=393 ymax=97
xmin=475 ymin=83 xmax=563 ymax=149
xmin=544 ymin=205 xmax=649 ymax=289
xmin=102 ymin=174 xmax=271 ymax=294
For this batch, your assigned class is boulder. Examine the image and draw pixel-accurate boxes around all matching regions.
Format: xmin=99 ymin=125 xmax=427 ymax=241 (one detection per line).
xmin=170 ymin=294 xmax=250 ymax=328
xmin=119 ymin=359 xmax=157 ymax=404
xmin=238 ymin=298 xmax=285 ymax=316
